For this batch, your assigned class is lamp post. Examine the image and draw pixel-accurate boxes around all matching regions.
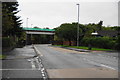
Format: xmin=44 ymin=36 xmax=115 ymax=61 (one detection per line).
xmin=26 ymin=18 xmax=29 ymax=45
xmin=31 ymin=24 xmax=33 ymax=28
xmin=76 ymin=4 xmax=80 ymax=46
xmin=26 ymin=18 xmax=29 ymax=28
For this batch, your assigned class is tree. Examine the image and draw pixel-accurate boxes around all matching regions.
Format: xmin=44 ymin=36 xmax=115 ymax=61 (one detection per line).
xmin=2 ymin=2 xmax=22 ymax=37
xmin=83 ymin=21 xmax=104 ymax=37
xmin=2 ymin=2 xmax=24 ymax=49
xmin=83 ymin=23 xmax=97 ymax=37
xmin=97 ymin=20 xmax=103 ymax=31
xmin=55 ymin=23 xmax=85 ymax=46
xmin=34 ymin=26 xmax=39 ymax=28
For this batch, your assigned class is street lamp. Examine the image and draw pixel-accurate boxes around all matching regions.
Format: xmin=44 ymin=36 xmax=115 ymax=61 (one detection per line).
xmin=26 ymin=18 xmax=29 ymax=28
xmin=76 ymin=4 xmax=80 ymax=46
xmin=26 ymin=18 xmax=29 ymax=45
xmin=31 ymin=24 xmax=33 ymax=28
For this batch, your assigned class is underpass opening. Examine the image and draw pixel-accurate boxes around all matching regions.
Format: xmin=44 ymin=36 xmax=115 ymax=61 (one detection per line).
xmin=23 ymin=28 xmax=55 ymax=45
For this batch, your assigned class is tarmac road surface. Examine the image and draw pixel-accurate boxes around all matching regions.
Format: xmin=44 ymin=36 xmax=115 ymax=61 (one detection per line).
xmin=1 ymin=44 xmax=119 ymax=79
xmin=34 ymin=44 xmax=118 ymax=78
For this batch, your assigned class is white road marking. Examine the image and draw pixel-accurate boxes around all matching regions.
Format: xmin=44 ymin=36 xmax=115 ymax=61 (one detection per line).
xmin=40 ymin=64 xmax=43 ymax=68
xmin=41 ymin=68 xmax=45 ymax=71
xmin=82 ymin=58 xmax=117 ymax=70
xmin=27 ymin=59 xmax=31 ymax=62
xmin=42 ymin=73 xmax=45 ymax=77
xmin=0 ymin=69 xmax=37 ymax=70
xmin=30 ymin=60 xmax=36 ymax=69
xmin=35 ymin=58 xmax=41 ymax=70
xmin=100 ymin=64 xmax=116 ymax=70
xmin=41 ymin=71 xmax=44 ymax=74
xmin=43 ymin=77 xmax=46 ymax=79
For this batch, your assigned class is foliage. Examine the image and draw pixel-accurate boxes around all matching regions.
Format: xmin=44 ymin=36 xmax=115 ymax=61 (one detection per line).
xmin=81 ymin=37 xmax=116 ymax=49
xmin=54 ymin=20 xmax=119 ymax=50
xmin=32 ymin=34 xmax=53 ymax=44
xmin=115 ymin=26 xmax=120 ymax=51
xmin=2 ymin=37 xmax=15 ymax=48
xmin=83 ymin=21 xmax=103 ymax=37
xmin=2 ymin=2 xmax=24 ymax=50
xmin=34 ymin=26 xmax=39 ymax=28
xmin=55 ymin=23 xmax=86 ymax=45
xmin=2 ymin=2 xmax=22 ymax=37
xmin=0 ymin=55 xmax=6 ymax=59
xmin=97 ymin=20 xmax=103 ymax=30
xmin=83 ymin=23 xmax=97 ymax=37
xmin=54 ymin=45 xmax=113 ymax=51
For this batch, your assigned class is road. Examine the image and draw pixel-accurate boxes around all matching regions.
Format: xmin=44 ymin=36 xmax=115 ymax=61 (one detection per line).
xmin=1 ymin=44 xmax=119 ymax=79
xmin=34 ymin=44 xmax=118 ymax=78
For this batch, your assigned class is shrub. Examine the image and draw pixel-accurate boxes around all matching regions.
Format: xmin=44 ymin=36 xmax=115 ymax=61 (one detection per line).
xmin=2 ymin=37 xmax=15 ymax=48
xmin=81 ymin=37 xmax=116 ymax=49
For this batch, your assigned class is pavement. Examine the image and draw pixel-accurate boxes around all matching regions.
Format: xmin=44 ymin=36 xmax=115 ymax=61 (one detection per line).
xmin=1 ymin=45 xmax=44 ymax=80
xmin=34 ymin=44 xmax=119 ymax=79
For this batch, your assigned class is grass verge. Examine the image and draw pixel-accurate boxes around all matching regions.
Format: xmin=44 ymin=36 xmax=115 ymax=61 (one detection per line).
xmin=53 ymin=45 xmax=113 ymax=51
xmin=0 ymin=55 xmax=6 ymax=59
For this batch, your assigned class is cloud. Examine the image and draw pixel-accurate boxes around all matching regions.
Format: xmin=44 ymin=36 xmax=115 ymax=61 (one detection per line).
xmin=17 ymin=0 xmax=118 ymax=28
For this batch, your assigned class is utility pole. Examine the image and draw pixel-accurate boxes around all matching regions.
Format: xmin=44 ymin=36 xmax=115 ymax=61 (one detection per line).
xmin=76 ymin=4 xmax=80 ymax=46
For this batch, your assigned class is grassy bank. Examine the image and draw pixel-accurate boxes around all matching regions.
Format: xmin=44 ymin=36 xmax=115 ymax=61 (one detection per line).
xmin=0 ymin=55 xmax=6 ymax=59
xmin=54 ymin=45 xmax=113 ymax=51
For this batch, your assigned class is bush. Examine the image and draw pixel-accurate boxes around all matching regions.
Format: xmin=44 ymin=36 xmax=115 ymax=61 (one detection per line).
xmin=114 ymin=35 xmax=120 ymax=51
xmin=80 ymin=37 xmax=116 ymax=49
xmin=2 ymin=37 xmax=15 ymax=48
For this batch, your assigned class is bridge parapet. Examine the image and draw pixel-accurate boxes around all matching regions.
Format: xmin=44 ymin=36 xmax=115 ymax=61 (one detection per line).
xmin=23 ymin=28 xmax=55 ymax=35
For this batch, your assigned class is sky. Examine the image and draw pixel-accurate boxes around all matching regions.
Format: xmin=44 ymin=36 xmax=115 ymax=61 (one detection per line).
xmin=17 ymin=0 xmax=119 ymax=29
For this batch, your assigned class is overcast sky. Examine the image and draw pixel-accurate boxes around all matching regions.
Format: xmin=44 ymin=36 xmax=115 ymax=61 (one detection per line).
xmin=17 ymin=0 xmax=119 ymax=29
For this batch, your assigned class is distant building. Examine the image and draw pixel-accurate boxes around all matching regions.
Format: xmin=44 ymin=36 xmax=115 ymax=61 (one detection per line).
xmin=92 ymin=30 xmax=120 ymax=37
xmin=0 ymin=0 xmax=17 ymax=2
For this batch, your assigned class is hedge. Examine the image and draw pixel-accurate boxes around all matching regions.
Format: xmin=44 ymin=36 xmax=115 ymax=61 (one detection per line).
xmin=2 ymin=37 xmax=16 ymax=49
xmin=80 ymin=37 xmax=116 ymax=49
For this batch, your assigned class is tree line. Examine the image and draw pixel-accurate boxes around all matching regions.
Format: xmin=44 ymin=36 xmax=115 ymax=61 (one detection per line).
xmin=2 ymin=2 xmax=24 ymax=51
xmin=2 ymin=2 xmax=22 ymax=37
xmin=54 ymin=21 xmax=120 ymax=50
